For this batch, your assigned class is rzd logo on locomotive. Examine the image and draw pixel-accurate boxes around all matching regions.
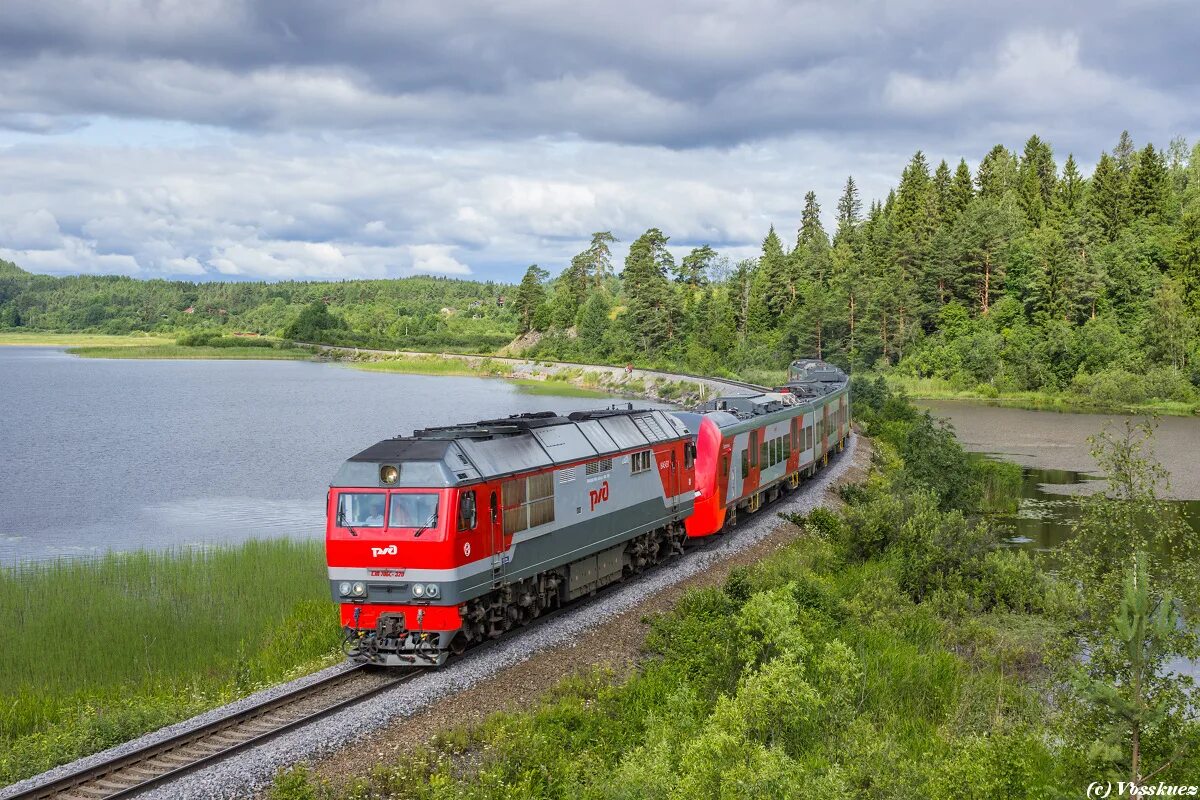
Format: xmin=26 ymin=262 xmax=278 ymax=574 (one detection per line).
xmin=370 ymin=544 xmax=398 ymax=558
xmin=589 ymin=480 xmax=610 ymax=511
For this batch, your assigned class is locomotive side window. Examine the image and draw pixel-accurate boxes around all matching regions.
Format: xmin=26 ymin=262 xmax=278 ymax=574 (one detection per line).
xmin=684 ymin=441 xmax=695 ymax=469
xmin=502 ymin=473 xmax=556 ymax=534
xmin=585 ymin=458 xmax=612 ymax=476
xmin=784 ymin=433 xmax=791 ymax=460
xmin=389 ymin=493 xmax=439 ymax=529
xmin=759 ymin=439 xmax=768 ymax=468
xmin=631 ymin=450 xmax=652 ymax=474
xmin=338 ymin=493 xmax=385 ymax=528
xmin=457 ymin=490 xmax=477 ymax=531
xmin=741 ymin=448 xmax=749 ymax=479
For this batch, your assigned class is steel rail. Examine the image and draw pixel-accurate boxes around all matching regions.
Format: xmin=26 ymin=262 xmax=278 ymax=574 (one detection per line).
xmin=6 ymin=665 xmax=419 ymax=800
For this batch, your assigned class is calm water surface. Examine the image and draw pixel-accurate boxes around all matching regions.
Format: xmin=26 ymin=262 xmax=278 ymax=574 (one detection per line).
xmin=918 ymin=399 xmax=1200 ymax=547
xmin=0 ymin=348 xmax=662 ymax=565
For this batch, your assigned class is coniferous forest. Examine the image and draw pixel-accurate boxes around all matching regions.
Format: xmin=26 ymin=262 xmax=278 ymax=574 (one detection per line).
xmin=3 ymin=131 xmax=1199 ymax=408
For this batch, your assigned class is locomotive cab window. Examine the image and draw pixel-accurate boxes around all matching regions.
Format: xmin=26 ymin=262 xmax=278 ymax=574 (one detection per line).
xmin=631 ymin=450 xmax=653 ymax=474
xmin=337 ymin=493 xmax=385 ymax=528
xmin=389 ymin=493 xmax=439 ymax=529
xmin=684 ymin=441 xmax=695 ymax=469
xmin=457 ymin=490 xmax=477 ymax=531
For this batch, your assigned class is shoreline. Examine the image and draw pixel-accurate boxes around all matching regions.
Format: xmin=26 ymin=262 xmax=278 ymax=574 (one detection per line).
xmin=885 ymin=374 xmax=1200 ymax=418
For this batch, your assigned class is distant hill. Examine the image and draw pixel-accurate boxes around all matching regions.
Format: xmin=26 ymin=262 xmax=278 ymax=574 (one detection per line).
xmin=0 ymin=259 xmax=30 ymax=277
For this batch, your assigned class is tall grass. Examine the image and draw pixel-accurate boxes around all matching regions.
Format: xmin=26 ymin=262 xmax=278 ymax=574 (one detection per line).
xmin=67 ymin=344 xmax=312 ymax=359
xmin=0 ymin=332 xmax=173 ymax=347
xmin=0 ymin=539 xmax=340 ymax=783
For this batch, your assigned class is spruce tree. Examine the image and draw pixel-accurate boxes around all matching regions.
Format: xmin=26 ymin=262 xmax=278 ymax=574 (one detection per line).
xmin=1129 ymin=144 xmax=1168 ymax=221
xmin=1113 ymin=130 xmax=1137 ymax=176
xmin=1088 ymin=153 xmax=1129 ymax=241
xmin=1057 ymin=154 xmax=1085 ymax=214
xmin=834 ymin=176 xmax=862 ymax=249
xmin=795 ymin=191 xmax=832 ymax=284
xmin=951 ymin=159 xmax=975 ymax=215
xmin=933 ymin=159 xmax=953 ymax=220
xmin=755 ymin=226 xmax=792 ymax=318
xmin=976 ymin=145 xmax=1018 ymax=199
xmin=577 ymin=291 xmax=611 ymax=357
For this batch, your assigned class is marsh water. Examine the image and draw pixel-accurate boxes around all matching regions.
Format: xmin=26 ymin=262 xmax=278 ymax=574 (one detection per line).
xmin=918 ymin=400 xmax=1200 ymax=549
xmin=0 ymin=347 xmax=663 ymax=565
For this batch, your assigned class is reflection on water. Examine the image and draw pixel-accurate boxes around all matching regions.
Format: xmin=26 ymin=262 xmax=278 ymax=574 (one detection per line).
xmin=977 ymin=457 xmax=1200 ymax=551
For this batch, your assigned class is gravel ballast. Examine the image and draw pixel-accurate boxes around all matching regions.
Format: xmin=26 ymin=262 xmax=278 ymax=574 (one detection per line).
xmin=5 ymin=435 xmax=861 ymax=800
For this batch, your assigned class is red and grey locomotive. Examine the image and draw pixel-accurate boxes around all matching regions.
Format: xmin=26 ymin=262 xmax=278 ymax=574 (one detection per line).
xmin=326 ymin=359 xmax=848 ymax=666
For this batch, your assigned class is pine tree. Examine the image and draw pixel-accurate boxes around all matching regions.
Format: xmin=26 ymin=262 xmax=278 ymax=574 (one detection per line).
xmin=584 ymin=231 xmax=618 ymax=288
xmin=551 ymin=253 xmax=590 ymax=327
xmin=621 ymin=228 xmax=678 ymax=352
xmin=953 ymin=195 xmax=1023 ymax=314
xmin=677 ymin=245 xmax=716 ymax=288
xmin=1129 ymin=144 xmax=1168 ymax=221
xmin=514 ymin=265 xmax=549 ymax=333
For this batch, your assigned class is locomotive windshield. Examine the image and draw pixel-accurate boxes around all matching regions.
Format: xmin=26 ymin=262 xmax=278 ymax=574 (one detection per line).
xmin=389 ymin=493 xmax=440 ymax=528
xmin=338 ymin=493 xmax=385 ymax=527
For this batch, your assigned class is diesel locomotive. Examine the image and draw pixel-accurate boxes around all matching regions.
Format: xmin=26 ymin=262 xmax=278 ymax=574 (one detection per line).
xmin=326 ymin=359 xmax=849 ymax=666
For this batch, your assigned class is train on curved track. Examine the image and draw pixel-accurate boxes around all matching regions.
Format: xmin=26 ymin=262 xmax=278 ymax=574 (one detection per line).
xmin=325 ymin=359 xmax=850 ymax=666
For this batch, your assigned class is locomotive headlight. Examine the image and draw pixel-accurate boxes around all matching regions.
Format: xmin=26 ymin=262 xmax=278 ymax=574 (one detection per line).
xmin=411 ymin=583 xmax=425 ymax=598
xmin=379 ymin=465 xmax=399 ymax=485
xmin=425 ymin=583 xmax=439 ymax=598
xmin=351 ymin=581 xmax=366 ymax=597
xmin=338 ymin=581 xmax=352 ymax=596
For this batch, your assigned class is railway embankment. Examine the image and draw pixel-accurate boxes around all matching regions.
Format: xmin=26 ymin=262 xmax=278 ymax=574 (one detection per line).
xmin=298 ymin=342 xmax=768 ymax=405
xmin=2 ymin=437 xmax=865 ymax=800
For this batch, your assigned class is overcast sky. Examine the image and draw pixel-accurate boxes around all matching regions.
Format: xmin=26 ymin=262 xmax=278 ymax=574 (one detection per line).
xmin=0 ymin=0 xmax=1196 ymax=283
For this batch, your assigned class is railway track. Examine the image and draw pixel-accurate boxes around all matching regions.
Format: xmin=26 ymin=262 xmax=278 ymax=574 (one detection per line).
xmin=6 ymin=665 xmax=417 ymax=800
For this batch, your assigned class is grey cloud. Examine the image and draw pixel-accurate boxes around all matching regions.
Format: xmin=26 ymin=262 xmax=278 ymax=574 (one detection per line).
xmin=0 ymin=1 xmax=1194 ymax=149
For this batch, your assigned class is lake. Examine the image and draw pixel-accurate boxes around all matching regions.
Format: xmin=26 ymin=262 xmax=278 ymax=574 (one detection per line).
xmin=918 ymin=399 xmax=1200 ymax=549
xmin=0 ymin=348 xmax=664 ymax=565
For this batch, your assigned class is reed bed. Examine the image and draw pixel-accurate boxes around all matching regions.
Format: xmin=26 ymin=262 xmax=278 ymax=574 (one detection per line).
xmin=0 ymin=539 xmax=340 ymax=783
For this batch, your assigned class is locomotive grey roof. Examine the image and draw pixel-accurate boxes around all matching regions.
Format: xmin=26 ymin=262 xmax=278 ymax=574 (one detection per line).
xmin=690 ymin=358 xmax=849 ymax=429
xmin=332 ymin=408 xmax=690 ymax=488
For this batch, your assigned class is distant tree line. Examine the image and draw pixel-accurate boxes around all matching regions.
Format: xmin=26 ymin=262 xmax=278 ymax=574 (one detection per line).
xmin=516 ymin=131 xmax=1200 ymax=402
xmin=3 ymin=131 xmax=1199 ymax=403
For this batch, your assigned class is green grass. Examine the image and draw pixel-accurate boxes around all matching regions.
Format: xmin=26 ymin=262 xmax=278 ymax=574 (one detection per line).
xmin=0 ymin=332 xmax=173 ymax=347
xmin=889 ymin=374 xmax=1200 ymax=417
xmin=0 ymin=540 xmax=340 ymax=784
xmin=348 ymin=353 xmax=510 ymax=377
xmin=349 ymin=355 xmax=620 ymax=398
xmin=510 ymin=378 xmax=614 ymax=398
xmin=68 ymin=344 xmax=313 ymax=359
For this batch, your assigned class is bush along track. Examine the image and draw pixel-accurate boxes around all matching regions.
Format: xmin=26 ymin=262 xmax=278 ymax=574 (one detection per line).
xmin=269 ymin=378 xmax=1200 ymax=800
